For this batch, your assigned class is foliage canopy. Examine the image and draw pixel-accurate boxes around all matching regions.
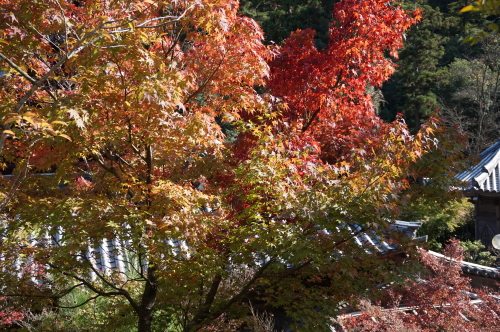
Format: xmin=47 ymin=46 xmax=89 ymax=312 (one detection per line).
xmin=0 ymin=0 xmax=468 ymax=331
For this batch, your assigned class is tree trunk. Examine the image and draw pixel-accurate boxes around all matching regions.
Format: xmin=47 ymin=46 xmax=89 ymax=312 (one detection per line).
xmin=138 ymin=265 xmax=158 ymax=332
xmin=138 ymin=311 xmax=155 ymax=332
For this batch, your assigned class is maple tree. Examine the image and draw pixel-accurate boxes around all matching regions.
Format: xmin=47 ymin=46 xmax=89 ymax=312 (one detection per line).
xmin=265 ymin=0 xmax=422 ymax=163
xmin=339 ymin=240 xmax=500 ymax=332
xmin=0 ymin=0 xmax=466 ymax=331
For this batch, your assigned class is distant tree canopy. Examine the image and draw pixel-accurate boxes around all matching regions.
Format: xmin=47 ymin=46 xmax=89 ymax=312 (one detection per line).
xmin=241 ymin=0 xmax=500 ymax=153
xmin=239 ymin=0 xmax=337 ymax=48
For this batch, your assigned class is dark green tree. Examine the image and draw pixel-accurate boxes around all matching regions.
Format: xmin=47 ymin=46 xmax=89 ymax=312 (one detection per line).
xmin=380 ymin=0 xmax=453 ymax=131
xmin=239 ymin=0 xmax=337 ymax=48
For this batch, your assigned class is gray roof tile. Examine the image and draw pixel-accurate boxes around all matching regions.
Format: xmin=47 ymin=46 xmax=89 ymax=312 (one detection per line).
xmin=456 ymin=139 xmax=500 ymax=193
xmin=428 ymin=250 xmax=500 ymax=279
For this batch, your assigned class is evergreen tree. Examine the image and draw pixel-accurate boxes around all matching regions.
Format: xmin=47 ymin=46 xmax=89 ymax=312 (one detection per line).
xmin=381 ymin=0 xmax=452 ymax=131
xmin=239 ymin=0 xmax=337 ymax=48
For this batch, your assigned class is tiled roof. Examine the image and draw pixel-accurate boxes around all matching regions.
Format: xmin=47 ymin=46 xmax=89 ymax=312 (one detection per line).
xmin=335 ymin=298 xmax=488 ymax=331
xmin=390 ymin=220 xmax=422 ymax=239
xmin=428 ymin=250 xmax=500 ymax=279
xmin=456 ymin=140 xmax=500 ymax=193
xmin=347 ymin=221 xmax=422 ymax=255
xmin=17 ymin=221 xmax=421 ymax=278
xmin=2 ymin=172 xmax=424 ymax=277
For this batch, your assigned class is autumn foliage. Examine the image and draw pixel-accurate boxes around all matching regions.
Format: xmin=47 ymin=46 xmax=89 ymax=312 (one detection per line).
xmin=266 ymin=0 xmax=421 ymax=163
xmin=0 ymin=0 xmax=469 ymax=331
xmin=340 ymin=241 xmax=500 ymax=332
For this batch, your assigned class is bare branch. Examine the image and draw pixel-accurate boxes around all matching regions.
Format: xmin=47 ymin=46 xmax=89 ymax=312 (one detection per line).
xmin=0 ymin=52 xmax=57 ymax=101
xmin=55 ymin=0 xmax=70 ymax=52
xmin=108 ymin=4 xmax=195 ymax=33
xmin=185 ymin=259 xmax=276 ymax=332
xmin=56 ymin=294 xmax=102 ymax=309
xmin=48 ymin=262 xmax=141 ymax=314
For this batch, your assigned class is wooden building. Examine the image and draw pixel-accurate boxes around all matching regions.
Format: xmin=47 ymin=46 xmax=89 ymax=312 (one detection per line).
xmin=456 ymin=140 xmax=500 ymax=246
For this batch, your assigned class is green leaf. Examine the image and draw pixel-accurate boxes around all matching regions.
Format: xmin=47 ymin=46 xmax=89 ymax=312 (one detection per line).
xmin=488 ymin=23 xmax=499 ymax=31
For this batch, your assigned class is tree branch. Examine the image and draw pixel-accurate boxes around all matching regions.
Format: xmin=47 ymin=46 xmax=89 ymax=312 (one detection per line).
xmin=0 ymin=26 xmax=103 ymax=153
xmin=184 ymin=55 xmax=226 ymax=105
xmin=187 ymin=274 xmax=222 ymax=330
xmin=56 ymin=294 xmax=102 ymax=309
xmin=185 ymin=258 xmax=276 ymax=332
xmin=0 ymin=52 xmax=57 ymax=101
xmin=107 ymin=5 xmax=195 ymax=33
xmin=49 ymin=262 xmax=141 ymax=314
xmin=301 ymin=70 xmax=344 ymax=133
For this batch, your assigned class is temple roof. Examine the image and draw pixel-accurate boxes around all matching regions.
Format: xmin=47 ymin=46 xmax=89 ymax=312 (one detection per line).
xmin=346 ymin=220 xmax=423 ymax=255
xmin=428 ymin=250 xmax=500 ymax=279
xmin=34 ymin=220 xmax=423 ymax=277
xmin=456 ymin=139 xmax=500 ymax=194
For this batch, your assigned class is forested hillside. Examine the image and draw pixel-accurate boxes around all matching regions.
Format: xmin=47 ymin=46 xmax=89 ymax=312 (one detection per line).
xmin=240 ymin=0 xmax=500 ymax=155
